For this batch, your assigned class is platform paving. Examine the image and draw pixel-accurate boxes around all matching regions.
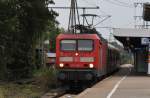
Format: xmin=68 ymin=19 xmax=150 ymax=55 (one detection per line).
xmin=76 ymin=64 xmax=150 ymax=98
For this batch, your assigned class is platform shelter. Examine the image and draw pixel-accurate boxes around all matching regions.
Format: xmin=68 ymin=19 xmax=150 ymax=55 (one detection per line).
xmin=113 ymin=28 xmax=150 ymax=74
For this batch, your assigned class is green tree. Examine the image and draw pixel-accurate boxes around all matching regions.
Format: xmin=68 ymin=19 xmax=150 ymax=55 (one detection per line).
xmin=47 ymin=27 xmax=63 ymax=52
xmin=0 ymin=0 xmax=58 ymax=80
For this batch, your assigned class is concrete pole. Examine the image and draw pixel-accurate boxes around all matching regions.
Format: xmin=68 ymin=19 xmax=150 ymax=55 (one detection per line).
xmin=148 ymin=44 xmax=150 ymax=75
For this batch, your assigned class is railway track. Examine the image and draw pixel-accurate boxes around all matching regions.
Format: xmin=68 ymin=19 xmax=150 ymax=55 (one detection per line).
xmin=57 ymin=83 xmax=94 ymax=98
xmin=41 ymin=87 xmax=67 ymax=98
xmin=42 ymin=69 xmax=119 ymax=98
xmin=58 ymin=90 xmax=82 ymax=98
xmin=49 ymin=85 xmax=85 ymax=98
xmin=41 ymin=86 xmax=83 ymax=98
xmin=59 ymin=94 xmax=77 ymax=98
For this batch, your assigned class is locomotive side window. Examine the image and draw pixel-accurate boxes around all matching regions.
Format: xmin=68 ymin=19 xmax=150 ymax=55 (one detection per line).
xmin=61 ymin=40 xmax=76 ymax=51
xmin=78 ymin=40 xmax=93 ymax=51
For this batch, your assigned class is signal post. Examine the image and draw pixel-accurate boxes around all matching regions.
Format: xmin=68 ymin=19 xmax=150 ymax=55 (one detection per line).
xmin=141 ymin=38 xmax=150 ymax=75
xmin=148 ymin=44 xmax=150 ymax=75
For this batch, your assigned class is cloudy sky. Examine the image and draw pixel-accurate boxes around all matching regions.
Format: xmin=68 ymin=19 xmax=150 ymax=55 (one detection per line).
xmin=50 ymin=0 xmax=150 ymax=39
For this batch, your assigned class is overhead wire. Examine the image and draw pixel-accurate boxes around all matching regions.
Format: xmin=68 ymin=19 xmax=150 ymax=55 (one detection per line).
xmin=82 ymin=0 xmax=98 ymax=7
xmin=108 ymin=0 xmax=133 ymax=8
xmin=105 ymin=0 xmax=134 ymax=8
xmin=82 ymin=0 xmax=109 ymax=15
xmin=82 ymin=0 xmax=113 ymax=31
xmin=81 ymin=0 xmax=116 ymax=40
xmin=113 ymin=0 xmax=133 ymax=7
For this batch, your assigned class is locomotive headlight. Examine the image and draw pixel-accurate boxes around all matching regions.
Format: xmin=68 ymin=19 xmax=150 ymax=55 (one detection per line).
xmin=89 ymin=63 xmax=94 ymax=68
xmin=75 ymin=53 xmax=79 ymax=56
xmin=59 ymin=63 xmax=64 ymax=68
xmin=80 ymin=57 xmax=94 ymax=62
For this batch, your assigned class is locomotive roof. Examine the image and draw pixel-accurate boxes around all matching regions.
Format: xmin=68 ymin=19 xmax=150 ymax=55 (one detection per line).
xmin=57 ymin=34 xmax=100 ymax=40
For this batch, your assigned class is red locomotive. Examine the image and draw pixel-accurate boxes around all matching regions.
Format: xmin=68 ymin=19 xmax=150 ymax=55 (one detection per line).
xmin=56 ymin=33 xmax=120 ymax=85
xmin=54 ymin=0 xmax=121 ymax=87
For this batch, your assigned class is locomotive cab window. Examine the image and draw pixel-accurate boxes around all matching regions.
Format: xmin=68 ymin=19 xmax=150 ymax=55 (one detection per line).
xmin=61 ymin=40 xmax=76 ymax=51
xmin=78 ymin=40 xmax=93 ymax=51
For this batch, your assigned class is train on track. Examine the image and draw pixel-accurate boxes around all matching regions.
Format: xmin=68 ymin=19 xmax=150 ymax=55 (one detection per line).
xmin=55 ymin=30 xmax=121 ymax=86
xmin=54 ymin=0 xmax=122 ymax=87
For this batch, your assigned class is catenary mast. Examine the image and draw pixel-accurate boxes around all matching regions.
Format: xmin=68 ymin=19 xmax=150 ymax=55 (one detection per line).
xmin=68 ymin=0 xmax=80 ymax=34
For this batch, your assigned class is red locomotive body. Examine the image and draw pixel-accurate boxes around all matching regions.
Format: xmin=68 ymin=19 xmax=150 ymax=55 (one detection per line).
xmin=56 ymin=33 xmax=120 ymax=83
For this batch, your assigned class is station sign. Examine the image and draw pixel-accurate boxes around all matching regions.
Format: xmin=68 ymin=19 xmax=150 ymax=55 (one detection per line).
xmin=141 ymin=38 xmax=150 ymax=45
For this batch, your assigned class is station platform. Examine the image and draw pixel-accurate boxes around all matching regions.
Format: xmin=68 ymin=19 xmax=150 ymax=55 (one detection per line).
xmin=76 ymin=64 xmax=150 ymax=98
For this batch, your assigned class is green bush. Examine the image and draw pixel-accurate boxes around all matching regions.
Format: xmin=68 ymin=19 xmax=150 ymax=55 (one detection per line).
xmin=33 ymin=67 xmax=58 ymax=90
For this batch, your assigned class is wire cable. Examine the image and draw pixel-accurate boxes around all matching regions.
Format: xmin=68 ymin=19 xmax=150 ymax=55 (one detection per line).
xmin=107 ymin=0 xmax=133 ymax=7
xmin=82 ymin=0 xmax=109 ymax=15
xmin=105 ymin=0 xmax=133 ymax=8
xmin=113 ymin=0 xmax=133 ymax=7
xmin=82 ymin=0 xmax=98 ymax=7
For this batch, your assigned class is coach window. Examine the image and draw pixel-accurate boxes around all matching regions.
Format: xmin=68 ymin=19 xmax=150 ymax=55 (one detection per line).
xmin=78 ymin=40 xmax=93 ymax=51
xmin=61 ymin=40 xmax=76 ymax=51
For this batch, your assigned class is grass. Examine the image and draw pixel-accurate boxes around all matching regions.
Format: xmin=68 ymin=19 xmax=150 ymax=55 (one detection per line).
xmin=0 ymin=67 xmax=58 ymax=98
xmin=0 ymin=83 xmax=42 ymax=98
